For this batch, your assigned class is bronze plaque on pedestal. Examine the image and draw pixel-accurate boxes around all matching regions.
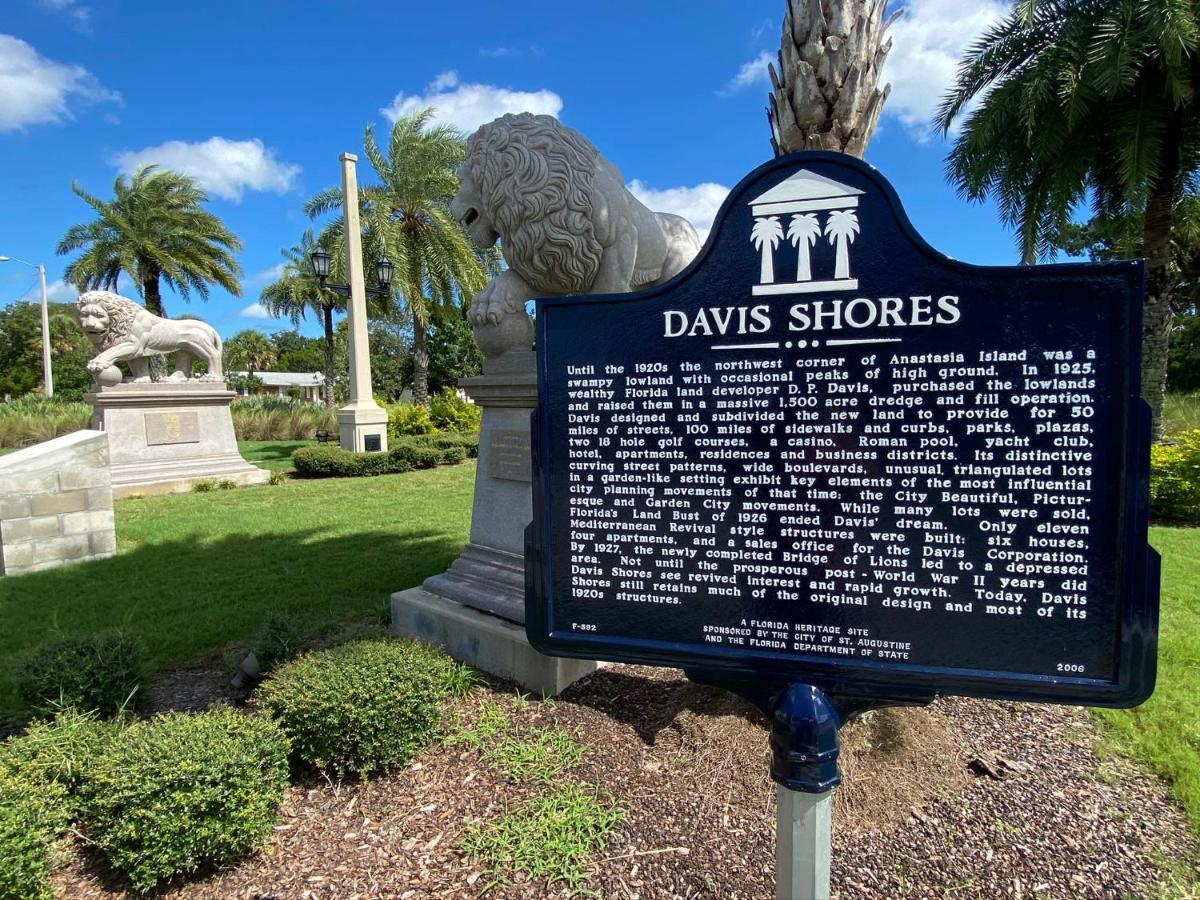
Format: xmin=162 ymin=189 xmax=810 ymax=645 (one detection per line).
xmin=489 ymin=428 xmax=531 ymax=482
xmin=144 ymin=411 xmax=200 ymax=446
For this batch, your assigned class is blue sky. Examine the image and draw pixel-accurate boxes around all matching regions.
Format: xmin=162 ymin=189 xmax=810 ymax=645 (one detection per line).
xmin=1 ymin=0 xmax=1014 ymax=339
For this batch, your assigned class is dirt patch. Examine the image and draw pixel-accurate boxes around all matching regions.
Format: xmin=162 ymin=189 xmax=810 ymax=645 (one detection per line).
xmin=51 ymin=665 xmax=1197 ymax=899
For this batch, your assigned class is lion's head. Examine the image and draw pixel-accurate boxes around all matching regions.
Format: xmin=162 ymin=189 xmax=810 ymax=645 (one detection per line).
xmin=452 ymin=113 xmax=604 ymax=295
xmin=76 ymin=290 xmax=141 ymax=349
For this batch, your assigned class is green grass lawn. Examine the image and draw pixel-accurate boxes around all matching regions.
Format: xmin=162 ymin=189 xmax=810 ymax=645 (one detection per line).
xmin=1096 ymin=526 xmax=1200 ymax=839
xmin=0 ymin=462 xmax=475 ymax=717
xmin=238 ymin=439 xmax=316 ymax=473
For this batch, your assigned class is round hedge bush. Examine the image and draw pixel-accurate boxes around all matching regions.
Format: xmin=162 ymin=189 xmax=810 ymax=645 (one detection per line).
xmin=80 ymin=707 xmax=289 ymax=890
xmin=256 ymin=639 xmax=470 ymax=779
xmin=0 ymin=707 xmax=123 ymax=822
xmin=0 ymin=770 xmax=68 ymax=900
xmin=16 ymin=630 xmax=145 ymax=719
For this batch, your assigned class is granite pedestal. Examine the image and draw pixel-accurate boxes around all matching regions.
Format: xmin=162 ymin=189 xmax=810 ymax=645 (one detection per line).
xmin=391 ymin=351 xmax=600 ymax=695
xmin=87 ymin=382 xmax=270 ymax=498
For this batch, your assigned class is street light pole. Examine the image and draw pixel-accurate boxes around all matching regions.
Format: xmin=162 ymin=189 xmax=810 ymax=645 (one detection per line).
xmin=37 ymin=264 xmax=52 ymax=399
xmin=0 ymin=255 xmax=53 ymax=399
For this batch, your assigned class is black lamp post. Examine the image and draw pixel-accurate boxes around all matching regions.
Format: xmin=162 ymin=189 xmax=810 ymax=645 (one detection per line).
xmin=309 ymin=248 xmax=393 ymax=300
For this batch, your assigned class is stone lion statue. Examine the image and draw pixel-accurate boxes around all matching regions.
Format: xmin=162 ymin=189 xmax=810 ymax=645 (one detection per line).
xmin=75 ymin=290 xmax=223 ymax=385
xmin=451 ymin=113 xmax=702 ymax=359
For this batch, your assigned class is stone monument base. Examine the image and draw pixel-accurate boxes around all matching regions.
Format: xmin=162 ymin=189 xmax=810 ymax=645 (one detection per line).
xmin=87 ymin=382 xmax=270 ymax=499
xmin=390 ymin=587 xmax=600 ymax=697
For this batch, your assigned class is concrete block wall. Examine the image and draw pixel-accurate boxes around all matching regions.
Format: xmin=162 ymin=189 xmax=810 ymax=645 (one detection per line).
xmin=0 ymin=430 xmax=116 ymax=576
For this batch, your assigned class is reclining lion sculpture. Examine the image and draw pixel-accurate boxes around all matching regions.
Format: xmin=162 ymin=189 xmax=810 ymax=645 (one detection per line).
xmin=451 ymin=113 xmax=702 ymax=359
xmin=76 ymin=290 xmax=224 ymax=385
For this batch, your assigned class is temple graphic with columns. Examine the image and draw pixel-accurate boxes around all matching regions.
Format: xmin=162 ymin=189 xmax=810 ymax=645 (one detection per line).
xmin=749 ymin=170 xmax=864 ymax=296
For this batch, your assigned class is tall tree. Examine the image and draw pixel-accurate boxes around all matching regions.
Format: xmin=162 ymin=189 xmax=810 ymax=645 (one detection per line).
xmin=0 ymin=301 xmax=92 ymax=400
xmin=937 ymin=0 xmax=1200 ymax=437
xmin=305 ymin=109 xmax=490 ymax=405
xmin=1053 ymin=198 xmax=1200 ymax=396
xmin=768 ymin=0 xmax=898 ymax=157
xmin=259 ymin=230 xmax=345 ymax=405
xmin=224 ymin=330 xmax=277 ymax=376
xmin=56 ymin=166 xmax=243 ymax=318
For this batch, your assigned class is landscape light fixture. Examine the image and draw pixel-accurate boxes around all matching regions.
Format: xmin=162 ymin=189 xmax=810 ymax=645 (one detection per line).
xmin=0 ymin=254 xmax=53 ymax=398
xmin=309 ymin=248 xmax=393 ymax=300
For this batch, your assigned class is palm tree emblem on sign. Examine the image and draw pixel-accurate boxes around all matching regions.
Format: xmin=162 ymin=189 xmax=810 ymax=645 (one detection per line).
xmin=787 ymin=213 xmax=822 ymax=282
xmin=748 ymin=169 xmax=864 ymax=296
xmin=825 ymin=209 xmax=860 ymax=280
xmin=751 ymin=216 xmax=785 ymax=284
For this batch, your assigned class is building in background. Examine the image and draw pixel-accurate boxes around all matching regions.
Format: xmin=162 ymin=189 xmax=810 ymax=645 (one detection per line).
xmin=229 ymin=371 xmax=324 ymax=402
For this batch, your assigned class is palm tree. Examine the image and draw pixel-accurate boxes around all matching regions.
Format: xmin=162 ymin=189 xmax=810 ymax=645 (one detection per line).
xmin=824 ymin=209 xmax=859 ymax=279
xmin=768 ymin=0 xmax=898 ymax=157
xmin=937 ymin=0 xmax=1200 ymax=438
xmin=752 ymin=217 xmax=786 ymax=284
xmin=788 ymin=213 xmax=822 ymax=281
xmin=259 ymin=230 xmax=345 ymax=406
xmin=56 ymin=166 xmax=242 ymax=318
xmin=224 ymin=330 xmax=276 ymax=376
xmin=305 ymin=109 xmax=490 ymax=406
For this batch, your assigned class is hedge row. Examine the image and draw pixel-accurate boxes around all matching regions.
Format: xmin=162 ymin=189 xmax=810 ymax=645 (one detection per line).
xmin=292 ymin=433 xmax=478 ymax=479
xmin=0 ymin=638 xmax=472 ymax=893
xmin=1151 ymin=428 xmax=1200 ymax=523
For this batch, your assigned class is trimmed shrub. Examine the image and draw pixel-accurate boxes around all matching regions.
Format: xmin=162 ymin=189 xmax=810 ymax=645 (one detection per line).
xmin=428 ymin=389 xmax=482 ymax=433
xmin=1150 ymin=428 xmax=1200 ymax=523
xmin=80 ymin=708 xmax=289 ymax=890
xmin=0 ymin=769 xmax=69 ymax=900
xmin=256 ymin=639 xmax=470 ymax=779
xmin=390 ymin=443 xmax=441 ymax=470
xmin=387 ymin=403 xmax=436 ymax=437
xmin=252 ymin=613 xmax=306 ymax=674
xmin=436 ymin=443 xmax=468 ymax=465
xmin=292 ymin=444 xmax=363 ymax=478
xmin=16 ymin=631 xmax=145 ymax=719
xmin=293 ymin=437 xmax=474 ymax=479
xmin=0 ymin=708 xmax=123 ymax=815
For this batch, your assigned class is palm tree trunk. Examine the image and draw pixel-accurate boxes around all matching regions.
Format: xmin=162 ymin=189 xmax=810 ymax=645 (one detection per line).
xmin=322 ymin=303 xmax=336 ymax=407
xmin=769 ymin=0 xmax=895 ymax=157
xmin=412 ymin=318 xmax=430 ymax=406
xmin=1142 ymin=116 xmax=1183 ymax=441
xmin=141 ymin=260 xmax=165 ymax=317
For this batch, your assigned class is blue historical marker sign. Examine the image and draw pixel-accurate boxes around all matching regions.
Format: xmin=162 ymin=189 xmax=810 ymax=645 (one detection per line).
xmin=526 ymin=152 xmax=1159 ymax=708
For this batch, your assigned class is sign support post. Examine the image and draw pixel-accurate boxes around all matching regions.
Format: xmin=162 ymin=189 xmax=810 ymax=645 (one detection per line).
xmin=769 ymin=684 xmax=841 ymax=900
xmin=777 ymin=786 xmax=832 ymax=900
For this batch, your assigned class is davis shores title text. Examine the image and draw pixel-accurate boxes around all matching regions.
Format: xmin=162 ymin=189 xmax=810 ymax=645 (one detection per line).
xmin=663 ymin=295 xmax=962 ymax=338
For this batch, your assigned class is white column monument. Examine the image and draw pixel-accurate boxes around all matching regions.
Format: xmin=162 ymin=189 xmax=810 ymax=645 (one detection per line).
xmin=336 ymin=152 xmax=389 ymax=454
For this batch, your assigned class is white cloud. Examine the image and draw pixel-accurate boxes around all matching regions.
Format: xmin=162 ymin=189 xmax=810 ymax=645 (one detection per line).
xmin=882 ymin=0 xmax=1008 ymax=141
xmin=479 ymin=45 xmax=543 ymax=59
xmin=111 ymin=137 xmax=301 ymax=202
xmin=720 ymin=50 xmax=773 ymax=96
xmin=627 ymin=180 xmax=731 ymax=243
xmin=250 ymin=263 xmax=286 ymax=284
xmin=239 ymin=302 xmax=272 ymax=319
xmin=0 ymin=34 xmax=119 ymax=131
xmin=20 ymin=278 xmax=78 ymax=303
xmin=381 ymin=71 xmax=563 ymax=133
xmin=37 ymin=0 xmax=91 ymax=31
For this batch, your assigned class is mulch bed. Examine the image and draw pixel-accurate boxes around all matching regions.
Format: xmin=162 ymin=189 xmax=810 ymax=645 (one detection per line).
xmin=53 ymin=665 xmax=1197 ymax=899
